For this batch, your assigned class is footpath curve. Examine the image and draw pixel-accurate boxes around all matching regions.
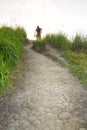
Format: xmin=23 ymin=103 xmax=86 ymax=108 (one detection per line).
xmin=0 ymin=44 xmax=87 ymax=130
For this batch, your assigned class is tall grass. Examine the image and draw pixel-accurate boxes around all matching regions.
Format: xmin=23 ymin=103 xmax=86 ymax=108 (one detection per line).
xmin=72 ymin=34 xmax=87 ymax=54
xmin=45 ymin=33 xmax=72 ymax=51
xmin=0 ymin=26 xmax=27 ymax=94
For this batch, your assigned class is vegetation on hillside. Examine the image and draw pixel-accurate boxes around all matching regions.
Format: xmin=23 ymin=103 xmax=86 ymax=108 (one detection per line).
xmin=0 ymin=26 xmax=27 ymax=94
xmin=71 ymin=34 xmax=87 ymax=54
xmin=45 ymin=33 xmax=72 ymax=51
xmin=32 ymin=38 xmax=46 ymax=52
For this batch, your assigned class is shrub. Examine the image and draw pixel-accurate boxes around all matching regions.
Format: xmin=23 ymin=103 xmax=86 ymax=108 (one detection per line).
xmin=32 ymin=38 xmax=46 ymax=52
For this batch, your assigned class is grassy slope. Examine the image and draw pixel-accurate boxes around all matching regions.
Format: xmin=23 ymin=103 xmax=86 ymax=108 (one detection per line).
xmin=0 ymin=26 xmax=27 ymax=94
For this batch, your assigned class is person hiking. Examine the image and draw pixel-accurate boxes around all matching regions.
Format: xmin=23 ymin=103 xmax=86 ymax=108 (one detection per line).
xmin=34 ymin=26 xmax=42 ymax=39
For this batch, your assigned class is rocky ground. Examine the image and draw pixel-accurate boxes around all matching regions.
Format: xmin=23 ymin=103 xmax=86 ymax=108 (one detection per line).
xmin=0 ymin=43 xmax=87 ymax=130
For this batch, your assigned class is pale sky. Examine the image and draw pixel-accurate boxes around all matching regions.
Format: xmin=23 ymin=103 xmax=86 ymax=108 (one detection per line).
xmin=0 ymin=0 xmax=87 ymax=39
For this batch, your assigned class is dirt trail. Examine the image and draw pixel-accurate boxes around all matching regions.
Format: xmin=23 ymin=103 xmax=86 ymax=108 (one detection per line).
xmin=0 ymin=44 xmax=87 ymax=130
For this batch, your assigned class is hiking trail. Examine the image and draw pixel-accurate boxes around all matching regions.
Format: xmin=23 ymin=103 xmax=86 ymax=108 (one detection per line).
xmin=0 ymin=43 xmax=87 ymax=130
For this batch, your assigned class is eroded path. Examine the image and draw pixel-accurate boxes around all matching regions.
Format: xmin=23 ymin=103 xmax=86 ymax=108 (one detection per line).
xmin=0 ymin=44 xmax=87 ymax=130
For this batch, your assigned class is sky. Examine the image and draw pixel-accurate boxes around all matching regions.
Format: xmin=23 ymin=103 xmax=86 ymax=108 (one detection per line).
xmin=0 ymin=0 xmax=87 ymax=39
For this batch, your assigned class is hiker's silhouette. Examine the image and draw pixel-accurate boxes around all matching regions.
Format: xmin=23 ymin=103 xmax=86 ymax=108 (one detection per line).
xmin=34 ymin=26 xmax=42 ymax=39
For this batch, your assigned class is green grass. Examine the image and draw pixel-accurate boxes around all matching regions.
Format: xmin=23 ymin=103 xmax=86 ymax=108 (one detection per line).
xmin=45 ymin=33 xmax=72 ymax=51
xmin=0 ymin=26 xmax=27 ymax=94
xmin=72 ymin=34 xmax=87 ymax=54
xmin=32 ymin=38 xmax=46 ymax=52
xmin=62 ymin=51 xmax=87 ymax=86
